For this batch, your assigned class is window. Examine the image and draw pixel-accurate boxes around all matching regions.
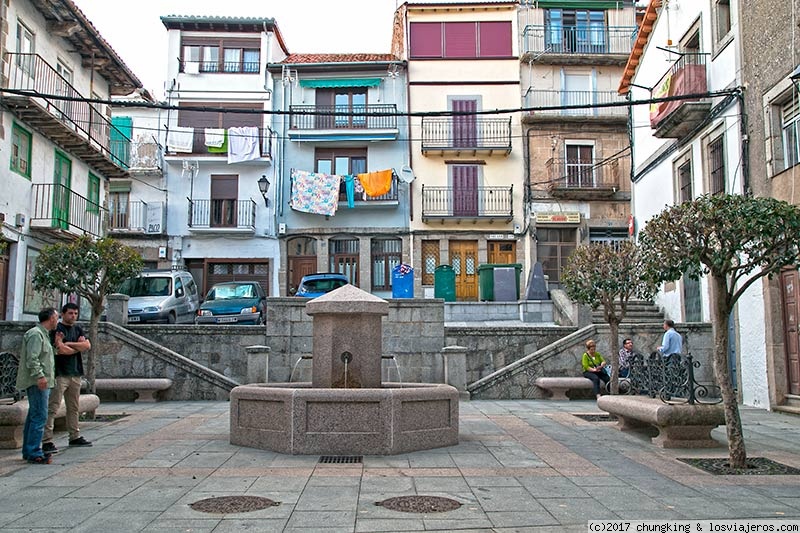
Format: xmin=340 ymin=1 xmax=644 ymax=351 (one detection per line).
xmin=210 ymin=175 xmax=238 ymax=227
xmin=451 ymin=165 xmax=479 ymax=216
xmin=315 ymin=88 xmax=368 ymax=128
xmin=422 ymin=240 xmax=440 ymax=285
xmin=707 ymin=135 xmax=725 ymax=194
xmin=329 ymin=238 xmax=359 ymax=285
xmin=178 ymin=102 xmax=264 ymax=153
xmin=536 ymin=228 xmax=576 ymax=285
xmin=589 ymin=229 xmax=628 ymax=251
xmin=677 ymin=160 xmax=693 ymax=204
xmin=16 ymin=21 xmax=34 ymax=74
xmin=546 ymin=9 xmax=606 ymax=53
xmin=371 ymin=239 xmax=402 ymax=291
xmin=87 ymin=173 xmax=100 ymax=213
xmin=182 ymin=38 xmax=260 ymax=73
xmin=714 ymin=0 xmax=731 ymax=42
xmin=109 ymin=191 xmax=129 ymax=229
xmin=11 ymin=123 xmax=32 ymax=178
xmin=315 ymin=148 xmax=367 ymax=201
xmin=565 ymin=143 xmax=595 ymax=187
xmin=782 ymin=98 xmax=800 ymax=169
xmin=409 ymin=21 xmax=512 ymax=59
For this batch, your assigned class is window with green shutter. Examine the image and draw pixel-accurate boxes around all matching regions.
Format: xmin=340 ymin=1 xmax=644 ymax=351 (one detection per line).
xmin=88 ymin=173 xmax=100 ymax=213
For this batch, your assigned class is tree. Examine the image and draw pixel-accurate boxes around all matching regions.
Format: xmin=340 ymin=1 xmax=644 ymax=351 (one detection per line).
xmin=561 ymin=240 xmax=657 ymax=393
xmin=639 ymin=194 xmax=800 ymax=469
xmin=32 ymin=236 xmax=143 ymax=392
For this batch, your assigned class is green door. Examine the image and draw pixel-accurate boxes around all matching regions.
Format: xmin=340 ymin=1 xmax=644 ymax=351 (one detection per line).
xmin=111 ymin=116 xmax=132 ymax=167
xmin=53 ymin=151 xmax=72 ymax=230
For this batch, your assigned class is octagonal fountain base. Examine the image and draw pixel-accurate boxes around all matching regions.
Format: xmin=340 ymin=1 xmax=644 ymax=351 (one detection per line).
xmin=230 ymin=382 xmax=459 ymax=455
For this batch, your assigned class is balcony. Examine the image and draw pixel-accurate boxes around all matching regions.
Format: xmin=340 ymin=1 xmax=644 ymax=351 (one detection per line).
xmin=188 ymin=198 xmax=256 ymax=233
xmin=421 ymin=185 xmax=513 ymax=222
xmin=545 ymin=158 xmax=621 ymax=200
xmin=108 ymin=201 xmax=165 ymax=234
xmin=521 ymin=25 xmax=637 ymax=65
xmin=165 ymin=127 xmax=272 ymax=160
xmin=109 ymin=140 xmax=162 ymax=171
xmin=30 ymin=183 xmax=105 ymax=238
xmin=523 ymin=90 xmax=628 ymax=123
xmin=3 ymin=54 xmax=131 ymax=178
xmin=421 ymin=118 xmax=512 ymax=155
xmin=288 ymin=104 xmax=399 ymax=141
xmin=650 ymin=54 xmax=711 ymax=139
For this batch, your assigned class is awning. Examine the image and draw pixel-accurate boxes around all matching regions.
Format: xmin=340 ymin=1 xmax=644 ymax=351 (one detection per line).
xmin=299 ymin=78 xmax=382 ymax=89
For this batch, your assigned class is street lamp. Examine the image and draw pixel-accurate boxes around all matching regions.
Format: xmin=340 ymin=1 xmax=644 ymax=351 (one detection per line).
xmin=257 ymin=175 xmax=270 ymax=208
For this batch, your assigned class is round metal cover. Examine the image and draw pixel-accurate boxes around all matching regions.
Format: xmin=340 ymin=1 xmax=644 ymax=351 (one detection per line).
xmin=376 ymin=495 xmax=461 ymax=513
xmin=190 ymin=495 xmax=279 ymax=514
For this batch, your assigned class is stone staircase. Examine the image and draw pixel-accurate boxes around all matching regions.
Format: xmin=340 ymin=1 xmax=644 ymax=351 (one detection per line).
xmin=591 ymin=300 xmax=664 ymax=324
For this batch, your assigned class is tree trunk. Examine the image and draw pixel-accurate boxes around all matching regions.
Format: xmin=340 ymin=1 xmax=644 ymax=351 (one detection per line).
xmin=87 ymin=301 xmax=103 ymax=396
xmin=608 ymin=319 xmax=620 ymax=394
xmin=709 ymin=274 xmax=746 ymax=468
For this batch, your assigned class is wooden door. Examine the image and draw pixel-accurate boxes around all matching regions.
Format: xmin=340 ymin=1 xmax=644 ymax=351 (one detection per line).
xmin=781 ymin=269 xmax=800 ymax=395
xmin=450 ymin=240 xmax=478 ymax=301
xmin=453 ymin=165 xmax=478 ymax=216
xmin=452 ymin=99 xmax=477 ymax=148
xmin=488 ymin=241 xmax=516 ymax=264
xmin=290 ymin=257 xmax=316 ymax=295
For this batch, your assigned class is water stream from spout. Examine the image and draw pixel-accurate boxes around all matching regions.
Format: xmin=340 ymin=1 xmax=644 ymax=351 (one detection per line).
xmin=289 ymin=355 xmax=312 ymax=382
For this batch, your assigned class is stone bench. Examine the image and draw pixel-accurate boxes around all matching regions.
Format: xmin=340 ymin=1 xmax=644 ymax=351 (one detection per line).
xmin=0 ymin=394 xmax=100 ymax=449
xmin=94 ymin=378 xmax=173 ymax=402
xmin=534 ymin=377 xmax=593 ymax=400
xmin=597 ymin=395 xmax=725 ymax=448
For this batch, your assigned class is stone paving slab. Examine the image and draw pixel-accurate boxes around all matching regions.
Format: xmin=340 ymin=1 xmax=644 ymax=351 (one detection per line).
xmin=3 ymin=400 xmax=800 ymax=531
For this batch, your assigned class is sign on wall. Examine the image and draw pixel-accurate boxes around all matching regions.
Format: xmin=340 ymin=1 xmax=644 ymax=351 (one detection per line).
xmin=146 ymin=203 xmax=164 ymax=234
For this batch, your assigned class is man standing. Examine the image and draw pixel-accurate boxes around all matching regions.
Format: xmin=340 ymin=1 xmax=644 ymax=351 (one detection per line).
xmin=42 ymin=302 xmax=92 ymax=454
xmin=658 ymin=319 xmax=683 ymax=357
xmin=16 ymin=308 xmax=58 ymax=464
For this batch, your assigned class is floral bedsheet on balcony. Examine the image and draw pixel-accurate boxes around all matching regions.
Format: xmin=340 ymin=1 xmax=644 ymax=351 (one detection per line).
xmin=290 ymin=169 xmax=341 ymax=216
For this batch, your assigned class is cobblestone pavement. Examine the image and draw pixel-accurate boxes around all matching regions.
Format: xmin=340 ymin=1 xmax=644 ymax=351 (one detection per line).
xmin=1 ymin=400 xmax=799 ymax=532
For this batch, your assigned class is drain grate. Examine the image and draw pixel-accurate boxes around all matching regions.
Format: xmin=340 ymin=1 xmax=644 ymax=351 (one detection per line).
xmin=190 ymin=495 xmax=279 ymax=514
xmin=79 ymin=413 xmax=129 ymax=422
xmin=376 ymin=495 xmax=462 ymax=513
xmin=679 ymin=457 xmax=800 ymax=475
xmin=572 ymin=413 xmax=617 ymax=422
xmin=319 ymin=455 xmax=363 ymax=464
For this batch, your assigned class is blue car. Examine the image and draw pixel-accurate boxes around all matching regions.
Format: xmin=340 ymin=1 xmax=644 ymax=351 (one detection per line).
xmin=195 ymin=282 xmax=266 ymax=325
xmin=295 ymin=273 xmax=349 ymax=298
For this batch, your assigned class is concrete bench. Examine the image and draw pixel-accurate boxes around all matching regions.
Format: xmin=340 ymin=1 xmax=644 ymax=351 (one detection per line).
xmin=534 ymin=377 xmax=593 ymax=400
xmin=94 ymin=378 xmax=173 ymax=402
xmin=0 ymin=394 xmax=100 ymax=449
xmin=597 ymin=395 xmax=725 ymax=448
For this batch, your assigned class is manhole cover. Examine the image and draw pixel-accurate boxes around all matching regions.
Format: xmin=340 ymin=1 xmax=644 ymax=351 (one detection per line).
xmin=376 ymin=495 xmax=461 ymax=513
xmin=190 ymin=496 xmax=279 ymax=514
xmin=572 ymin=413 xmax=617 ymax=422
xmin=678 ymin=457 xmax=800 ymax=475
xmin=319 ymin=455 xmax=363 ymax=464
xmin=79 ymin=413 xmax=129 ymax=422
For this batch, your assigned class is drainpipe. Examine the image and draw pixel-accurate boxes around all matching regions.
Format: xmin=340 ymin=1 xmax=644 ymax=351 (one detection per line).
xmin=736 ymin=88 xmax=751 ymax=196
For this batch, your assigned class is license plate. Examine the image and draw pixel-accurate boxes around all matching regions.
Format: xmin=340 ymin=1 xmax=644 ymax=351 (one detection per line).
xmin=216 ymin=316 xmax=237 ymax=323
xmin=128 ymin=316 xmax=140 ymax=323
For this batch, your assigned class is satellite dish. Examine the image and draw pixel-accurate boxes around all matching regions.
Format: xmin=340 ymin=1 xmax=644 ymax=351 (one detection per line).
xmin=399 ymin=165 xmax=415 ymax=183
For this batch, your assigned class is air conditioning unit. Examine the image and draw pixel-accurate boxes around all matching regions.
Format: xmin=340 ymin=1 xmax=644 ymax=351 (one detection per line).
xmin=278 ymin=223 xmax=287 ymax=235
xmin=14 ymin=213 xmax=26 ymax=227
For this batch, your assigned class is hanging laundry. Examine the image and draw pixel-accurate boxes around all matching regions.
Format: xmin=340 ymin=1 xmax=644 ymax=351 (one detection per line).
xmin=204 ymin=128 xmax=226 ymax=148
xmin=184 ymin=62 xmax=200 ymax=75
xmin=207 ymin=130 xmax=228 ymax=153
xmin=290 ymin=169 xmax=341 ymax=216
xmin=166 ymin=126 xmax=194 ymax=153
xmin=343 ymin=175 xmax=356 ymax=208
xmin=227 ymin=126 xmax=260 ymax=164
xmin=357 ymin=169 xmax=393 ymax=197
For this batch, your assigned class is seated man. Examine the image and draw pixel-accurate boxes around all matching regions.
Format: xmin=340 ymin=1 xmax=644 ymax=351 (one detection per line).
xmin=618 ymin=338 xmax=634 ymax=379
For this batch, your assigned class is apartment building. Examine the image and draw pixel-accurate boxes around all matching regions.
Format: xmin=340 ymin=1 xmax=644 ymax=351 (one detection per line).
xmin=0 ymin=0 xmax=142 ymax=319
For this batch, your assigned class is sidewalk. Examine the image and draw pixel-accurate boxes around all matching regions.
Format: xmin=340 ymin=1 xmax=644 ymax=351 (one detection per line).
xmin=1 ymin=400 xmax=799 ymax=532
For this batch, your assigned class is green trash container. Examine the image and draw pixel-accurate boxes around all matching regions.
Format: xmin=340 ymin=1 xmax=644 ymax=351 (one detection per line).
xmin=479 ymin=264 xmax=523 ymax=301
xmin=434 ymin=265 xmax=456 ymax=302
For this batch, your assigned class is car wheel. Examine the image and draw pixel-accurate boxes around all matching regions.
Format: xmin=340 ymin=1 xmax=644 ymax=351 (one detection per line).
xmin=167 ymin=312 xmax=176 ymax=324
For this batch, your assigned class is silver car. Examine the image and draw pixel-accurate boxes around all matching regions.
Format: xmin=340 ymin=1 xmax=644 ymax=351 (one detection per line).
xmin=118 ymin=270 xmax=199 ymax=324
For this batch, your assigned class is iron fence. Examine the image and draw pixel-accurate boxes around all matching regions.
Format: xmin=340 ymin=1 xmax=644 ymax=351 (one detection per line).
xmin=289 ymin=104 xmax=398 ymax=130
xmin=30 ymin=183 xmax=105 ymax=237
xmin=188 ymin=198 xmax=256 ymax=230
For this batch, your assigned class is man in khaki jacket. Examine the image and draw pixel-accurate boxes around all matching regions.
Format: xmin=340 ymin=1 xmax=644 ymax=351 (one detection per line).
xmin=16 ymin=308 xmax=58 ymax=464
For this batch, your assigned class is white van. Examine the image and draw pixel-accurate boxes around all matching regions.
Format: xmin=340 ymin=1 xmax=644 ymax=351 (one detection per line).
xmin=118 ymin=270 xmax=199 ymax=324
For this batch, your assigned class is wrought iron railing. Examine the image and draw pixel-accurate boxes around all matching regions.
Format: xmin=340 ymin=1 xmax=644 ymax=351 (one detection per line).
xmin=650 ymin=54 xmax=709 ymax=128
xmin=546 ymin=158 xmax=620 ymax=190
xmin=188 ymin=198 xmax=256 ymax=230
xmin=0 ymin=352 xmax=21 ymax=402
xmin=289 ymin=104 xmax=398 ymax=130
xmin=108 ymin=200 xmax=147 ymax=232
xmin=30 ymin=183 xmax=105 ymax=237
xmin=521 ymin=25 xmax=637 ymax=55
xmin=169 ymin=126 xmax=272 ymax=158
xmin=623 ymin=351 xmax=720 ymax=404
xmin=421 ymin=185 xmax=513 ymax=218
xmin=109 ymin=140 xmax=162 ymax=170
xmin=4 ymin=53 xmax=131 ymax=169
xmin=343 ymin=178 xmax=399 ymax=203
xmin=524 ymin=90 xmax=628 ymax=117
xmin=421 ymin=117 xmax=512 ymax=151
xmin=179 ymin=59 xmax=260 ymax=74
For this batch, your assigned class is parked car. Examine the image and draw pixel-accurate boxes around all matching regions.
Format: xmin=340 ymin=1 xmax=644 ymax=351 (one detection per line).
xmin=295 ymin=273 xmax=349 ymax=298
xmin=196 ymin=282 xmax=266 ymax=325
xmin=118 ymin=270 xmax=199 ymax=324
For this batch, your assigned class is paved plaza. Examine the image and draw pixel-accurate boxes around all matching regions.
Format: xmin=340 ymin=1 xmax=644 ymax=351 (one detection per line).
xmin=1 ymin=400 xmax=800 ymax=532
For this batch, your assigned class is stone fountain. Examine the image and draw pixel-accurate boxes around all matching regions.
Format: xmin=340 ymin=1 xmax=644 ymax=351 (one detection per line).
xmin=229 ymin=284 xmax=459 ymax=455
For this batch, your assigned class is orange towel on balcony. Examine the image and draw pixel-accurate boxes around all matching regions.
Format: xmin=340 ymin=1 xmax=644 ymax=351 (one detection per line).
xmin=357 ymin=169 xmax=393 ymax=198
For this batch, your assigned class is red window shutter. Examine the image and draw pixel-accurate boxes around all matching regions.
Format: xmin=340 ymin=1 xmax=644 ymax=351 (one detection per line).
xmin=410 ymin=22 xmax=442 ymax=58
xmin=478 ymin=21 xmax=512 ymax=57
xmin=444 ymin=22 xmax=477 ymax=58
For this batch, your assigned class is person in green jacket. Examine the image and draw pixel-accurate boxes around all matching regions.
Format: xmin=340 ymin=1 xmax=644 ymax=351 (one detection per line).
xmin=15 ymin=308 xmax=58 ymax=464
xmin=581 ymin=339 xmax=610 ymax=399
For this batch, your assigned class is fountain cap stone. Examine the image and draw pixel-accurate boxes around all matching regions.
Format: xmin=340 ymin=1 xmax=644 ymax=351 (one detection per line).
xmin=305 ymin=283 xmax=389 ymax=316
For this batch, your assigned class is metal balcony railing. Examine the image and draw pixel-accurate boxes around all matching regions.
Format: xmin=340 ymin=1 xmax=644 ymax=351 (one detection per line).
xmin=524 ymin=90 xmax=628 ymax=117
xmin=421 ymin=185 xmax=513 ymax=219
xmin=546 ymin=158 xmax=620 ymax=191
xmin=188 ymin=198 xmax=256 ymax=230
xmin=4 ymin=53 xmax=131 ymax=170
xmin=521 ymin=25 xmax=637 ymax=56
xmin=650 ymin=54 xmax=709 ymax=129
xmin=109 ymin=140 xmax=162 ymax=170
xmin=179 ymin=59 xmax=260 ymax=74
xmin=289 ymin=104 xmax=398 ymax=130
xmin=170 ymin=127 xmax=272 ymax=158
xmin=30 ymin=183 xmax=105 ymax=237
xmin=421 ymin=117 xmax=512 ymax=152
xmin=108 ymin=200 xmax=149 ymax=232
